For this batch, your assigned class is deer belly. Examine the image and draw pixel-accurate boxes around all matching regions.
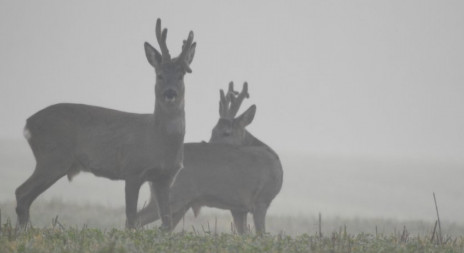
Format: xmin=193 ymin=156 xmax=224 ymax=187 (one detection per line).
xmin=71 ymin=153 xmax=118 ymax=180
xmin=200 ymin=194 xmax=253 ymax=212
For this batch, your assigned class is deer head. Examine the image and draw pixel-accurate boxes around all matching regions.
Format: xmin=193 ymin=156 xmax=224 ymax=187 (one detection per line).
xmin=210 ymin=81 xmax=256 ymax=145
xmin=144 ymin=19 xmax=196 ymax=112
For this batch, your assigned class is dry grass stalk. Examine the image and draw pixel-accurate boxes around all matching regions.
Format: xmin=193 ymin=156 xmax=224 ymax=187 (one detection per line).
xmin=433 ymin=192 xmax=443 ymax=245
xmin=431 ymin=220 xmax=438 ymax=243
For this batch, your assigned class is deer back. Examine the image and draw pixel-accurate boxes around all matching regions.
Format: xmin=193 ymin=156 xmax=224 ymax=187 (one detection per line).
xmin=170 ymin=143 xmax=283 ymax=212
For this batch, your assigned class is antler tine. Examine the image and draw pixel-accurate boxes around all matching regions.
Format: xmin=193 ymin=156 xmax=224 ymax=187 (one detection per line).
xmin=221 ymin=82 xmax=236 ymax=119
xmin=228 ymin=82 xmax=250 ymax=118
xmin=219 ymin=89 xmax=229 ymax=118
xmin=155 ymin=18 xmax=171 ymax=61
xmin=240 ymin=82 xmax=249 ymax=99
xmin=226 ymin=82 xmax=239 ymax=97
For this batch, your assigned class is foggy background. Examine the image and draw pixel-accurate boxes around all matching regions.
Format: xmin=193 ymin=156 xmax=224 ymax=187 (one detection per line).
xmin=1 ymin=1 xmax=463 ymax=227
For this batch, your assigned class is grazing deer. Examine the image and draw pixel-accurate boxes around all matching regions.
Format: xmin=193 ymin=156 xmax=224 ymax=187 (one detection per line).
xmin=15 ymin=18 xmax=196 ymax=231
xmin=137 ymin=82 xmax=283 ymax=234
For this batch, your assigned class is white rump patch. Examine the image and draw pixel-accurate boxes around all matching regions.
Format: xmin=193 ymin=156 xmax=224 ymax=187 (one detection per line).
xmin=23 ymin=127 xmax=31 ymax=141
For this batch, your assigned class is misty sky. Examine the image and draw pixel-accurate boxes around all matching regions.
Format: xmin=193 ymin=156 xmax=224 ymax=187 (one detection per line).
xmin=1 ymin=1 xmax=463 ymax=161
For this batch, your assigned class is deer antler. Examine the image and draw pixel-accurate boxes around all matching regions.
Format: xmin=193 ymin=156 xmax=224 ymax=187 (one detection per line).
xmin=226 ymin=81 xmax=239 ymax=97
xmin=229 ymin=82 xmax=249 ymax=118
xmin=219 ymin=82 xmax=249 ymax=119
xmin=154 ymin=18 xmax=195 ymax=73
xmin=219 ymin=88 xmax=230 ymax=119
xmin=156 ymin=18 xmax=171 ymax=62
xmin=177 ymin=32 xmax=195 ymax=73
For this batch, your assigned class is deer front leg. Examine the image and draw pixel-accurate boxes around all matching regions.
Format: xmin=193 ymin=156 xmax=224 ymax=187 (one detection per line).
xmin=125 ymin=178 xmax=142 ymax=229
xmin=152 ymin=177 xmax=173 ymax=231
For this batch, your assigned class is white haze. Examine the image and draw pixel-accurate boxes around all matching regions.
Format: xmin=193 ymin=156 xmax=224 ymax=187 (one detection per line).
xmin=0 ymin=1 xmax=463 ymax=224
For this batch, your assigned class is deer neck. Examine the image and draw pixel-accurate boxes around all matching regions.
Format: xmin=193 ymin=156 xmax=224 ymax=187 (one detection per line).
xmin=153 ymin=101 xmax=185 ymax=137
xmin=151 ymin=101 xmax=185 ymax=169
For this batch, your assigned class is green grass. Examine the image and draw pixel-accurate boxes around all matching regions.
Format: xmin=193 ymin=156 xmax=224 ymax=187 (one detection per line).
xmin=1 ymin=200 xmax=464 ymax=252
xmin=3 ymin=199 xmax=464 ymax=236
xmin=1 ymin=223 xmax=463 ymax=253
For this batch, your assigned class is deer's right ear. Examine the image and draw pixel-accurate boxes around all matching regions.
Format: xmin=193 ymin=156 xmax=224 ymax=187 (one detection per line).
xmin=236 ymin=104 xmax=256 ymax=127
xmin=144 ymin=42 xmax=162 ymax=69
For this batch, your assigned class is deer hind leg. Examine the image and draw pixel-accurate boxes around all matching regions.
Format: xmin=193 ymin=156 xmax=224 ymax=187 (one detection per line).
xmin=252 ymin=203 xmax=269 ymax=235
xmin=15 ymin=162 xmax=68 ymax=229
xmin=125 ymin=178 xmax=143 ymax=229
xmin=136 ymin=194 xmax=189 ymax=230
xmin=231 ymin=210 xmax=248 ymax=234
xmin=170 ymin=204 xmax=189 ymax=231
xmin=136 ymin=191 xmax=160 ymax=227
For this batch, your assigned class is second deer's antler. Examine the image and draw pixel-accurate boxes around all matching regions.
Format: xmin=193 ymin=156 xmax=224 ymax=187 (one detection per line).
xmin=219 ymin=82 xmax=249 ymax=119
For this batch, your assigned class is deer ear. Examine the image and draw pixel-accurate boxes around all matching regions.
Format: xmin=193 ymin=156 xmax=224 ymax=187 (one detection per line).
xmin=236 ymin=104 xmax=256 ymax=127
xmin=144 ymin=42 xmax=162 ymax=68
xmin=186 ymin=42 xmax=196 ymax=65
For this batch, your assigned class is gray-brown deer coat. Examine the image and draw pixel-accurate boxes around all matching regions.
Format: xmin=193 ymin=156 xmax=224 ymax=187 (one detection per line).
xmin=15 ymin=18 xmax=196 ymax=231
xmin=137 ymin=82 xmax=283 ymax=234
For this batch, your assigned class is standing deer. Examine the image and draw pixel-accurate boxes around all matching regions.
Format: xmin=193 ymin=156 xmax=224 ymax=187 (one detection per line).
xmin=15 ymin=18 xmax=196 ymax=231
xmin=137 ymin=82 xmax=283 ymax=234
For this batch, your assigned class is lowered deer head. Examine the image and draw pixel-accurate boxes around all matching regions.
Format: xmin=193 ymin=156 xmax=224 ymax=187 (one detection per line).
xmin=15 ymin=18 xmax=196 ymax=231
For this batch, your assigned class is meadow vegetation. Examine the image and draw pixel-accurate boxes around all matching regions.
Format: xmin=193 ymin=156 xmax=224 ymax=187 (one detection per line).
xmin=1 ymin=220 xmax=464 ymax=253
xmin=1 ymin=200 xmax=464 ymax=252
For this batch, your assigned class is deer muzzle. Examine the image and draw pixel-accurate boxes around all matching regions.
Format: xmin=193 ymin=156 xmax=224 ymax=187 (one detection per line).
xmin=163 ymin=89 xmax=178 ymax=103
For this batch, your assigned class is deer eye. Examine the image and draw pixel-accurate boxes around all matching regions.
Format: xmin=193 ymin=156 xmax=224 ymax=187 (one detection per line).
xmin=157 ymin=74 xmax=164 ymax=80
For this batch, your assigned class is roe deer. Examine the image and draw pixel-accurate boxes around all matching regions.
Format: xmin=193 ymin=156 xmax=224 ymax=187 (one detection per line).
xmin=137 ymin=82 xmax=283 ymax=234
xmin=15 ymin=18 xmax=196 ymax=231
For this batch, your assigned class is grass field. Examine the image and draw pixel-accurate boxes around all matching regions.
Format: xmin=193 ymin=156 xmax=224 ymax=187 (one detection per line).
xmin=2 ymin=200 xmax=464 ymax=236
xmin=1 ymin=220 xmax=463 ymax=253
xmin=1 ymin=200 xmax=464 ymax=252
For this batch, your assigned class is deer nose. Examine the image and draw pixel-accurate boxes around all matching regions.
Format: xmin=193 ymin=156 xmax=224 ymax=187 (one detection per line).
xmin=163 ymin=89 xmax=178 ymax=102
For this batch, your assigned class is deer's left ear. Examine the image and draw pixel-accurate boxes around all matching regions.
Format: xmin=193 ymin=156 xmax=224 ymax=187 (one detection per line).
xmin=236 ymin=105 xmax=256 ymax=127
xmin=186 ymin=42 xmax=196 ymax=65
xmin=144 ymin=42 xmax=162 ymax=69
